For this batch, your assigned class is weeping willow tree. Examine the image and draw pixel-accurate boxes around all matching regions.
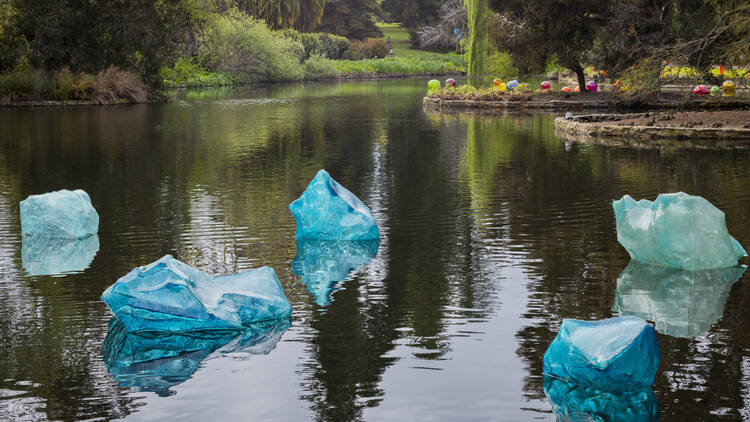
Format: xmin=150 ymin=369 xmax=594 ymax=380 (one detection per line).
xmin=465 ymin=0 xmax=489 ymax=81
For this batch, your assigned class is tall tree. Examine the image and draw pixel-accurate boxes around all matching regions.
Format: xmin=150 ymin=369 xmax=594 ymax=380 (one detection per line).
xmin=465 ymin=0 xmax=489 ymax=78
xmin=488 ymin=0 xmax=609 ymax=91
xmin=315 ymin=0 xmax=381 ymax=39
xmin=232 ymin=0 xmax=326 ymax=30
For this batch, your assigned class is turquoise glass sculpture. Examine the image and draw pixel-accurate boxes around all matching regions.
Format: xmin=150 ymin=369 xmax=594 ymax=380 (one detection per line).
xmin=289 ymin=170 xmax=380 ymax=240
xmin=103 ymin=318 xmax=289 ymax=396
xmin=22 ymin=234 xmax=100 ymax=276
xmin=543 ymin=316 xmax=660 ymax=393
xmin=292 ymin=238 xmax=379 ymax=306
xmin=101 ymin=255 xmax=292 ymax=333
xmin=544 ymin=376 xmax=658 ymax=422
xmin=613 ymin=261 xmax=745 ymax=338
xmin=20 ymin=189 xmax=99 ymax=238
xmin=613 ymin=192 xmax=746 ymax=270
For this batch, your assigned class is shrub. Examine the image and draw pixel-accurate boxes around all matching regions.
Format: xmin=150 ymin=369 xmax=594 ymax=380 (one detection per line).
xmin=284 ymin=30 xmax=350 ymax=60
xmin=303 ymin=55 xmax=340 ymax=80
xmin=160 ymin=58 xmax=233 ymax=88
xmin=487 ymin=52 xmax=518 ymax=80
xmin=203 ymin=10 xmax=304 ymax=83
xmin=91 ymin=66 xmax=147 ymax=103
xmin=345 ymin=39 xmax=390 ymax=60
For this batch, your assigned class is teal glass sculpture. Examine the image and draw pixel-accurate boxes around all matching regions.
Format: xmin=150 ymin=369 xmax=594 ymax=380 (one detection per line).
xmin=20 ymin=189 xmax=99 ymax=238
xmin=22 ymin=234 xmax=99 ymax=276
xmin=292 ymin=238 xmax=379 ymax=306
xmin=543 ymin=316 xmax=660 ymax=393
xmin=544 ymin=376 xmax=658 ymax=422
xmin=613 ymin=192 xmax=746 ymax=270
xmin=103 ymin=318 xmax=290 ymax=396
xmin=101 ymin=255 xmax=292 ymax=333
xmin=289 ymin=170 xmax=380 ymax=240
xmin=613 ymin=261 xmax=745 ymax=338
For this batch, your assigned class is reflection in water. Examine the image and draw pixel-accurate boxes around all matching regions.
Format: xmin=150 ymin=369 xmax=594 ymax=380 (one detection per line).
xmin=612 ymin=261 xmax=746 ymax=338
xmin=544 ymin=376 xmax=658 ymax=422
xmin=102 ymin=318 xmax=290 ymax=396
xmin=291 ymin=239 xmax=379 ymax=306
xmin=21 ymin=234 xmax=100 ymax=276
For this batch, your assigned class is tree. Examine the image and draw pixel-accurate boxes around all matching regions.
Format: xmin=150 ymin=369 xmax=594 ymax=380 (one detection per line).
xmin=315 ymin=0 xmax=381 ymax=39
xmin=465 ymin=0 xmax=489 ymax=78
xmin=488 ymin=0 xmax=609 ymax=91
xmin=10 ymin=0 xmax=211 ymax=85
xmin=382 ymin=0 xmax=443 ymax=38
xmin=415 ymin=0 xmax=467 ymax=52
xmin=231 ymin=0 xmax=326 ymax=30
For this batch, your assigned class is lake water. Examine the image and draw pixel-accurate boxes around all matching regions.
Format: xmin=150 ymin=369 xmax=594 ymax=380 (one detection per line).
xmin=1 ymin=79 xmax=749 ymax=421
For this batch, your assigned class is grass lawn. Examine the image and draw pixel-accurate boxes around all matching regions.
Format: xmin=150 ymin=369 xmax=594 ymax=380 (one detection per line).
xmin=376 ymin=23 xmax=463 ymax=62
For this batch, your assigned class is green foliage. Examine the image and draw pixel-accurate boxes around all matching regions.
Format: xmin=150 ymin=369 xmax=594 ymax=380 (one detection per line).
xmin=203 ymin=10 xmax=304 ymax=82
xmin=487 ymin=52 xmax=517 ymax=79
xmin=382 ymin=0 xmax=443 ymax=37
xmin=345 ymin=39 xmax=391 ymax=59
xmin=316 ymin=0 xmax=382 ymax=39
xmin=465 ymin=0 xmax=489 ymax=79
xmin=160 ymin=58 xmax=233 ymax=87
xmin=283 ymin=29 xmax=350 ymax=60
xmin=333 ymin=56 xmax=462 ymax=75
xmin=303 ymin=54 xmax=341 ymax=79
xmin=0 ymin=66 xmax=146 ymax=103
xmin=0 ymin=0 xmax=27 ymax=71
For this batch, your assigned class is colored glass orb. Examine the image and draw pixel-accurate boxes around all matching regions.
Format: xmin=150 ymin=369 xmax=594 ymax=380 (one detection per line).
xmin=507 ymin=80 xmax=519 ymax=90
xmin=427 ymin=79 xmax=440 ymax=92
xmin=445 ymin=78 xmax=456 ymax=87
xmin=541 ymin=81 xmax=551 ymax=90
xmin=586 ymin=81 xmax=598 ymax=92
xmin=561 ymin=86 xmax=571 ymax=92
xmin=692 ymin=84 xmax=709 ymax=95
xmin=493 ymin=78 xmax=503 ymax=87
xmin=710 ymin=86 xmax=721 ymax=96
xmin=722 ymin=80 xmax=736 ymax=97
xmin=574 ymin=85 xmax=580 ymax=92
xmin=497 ymin=82 xmax=506 ymax=92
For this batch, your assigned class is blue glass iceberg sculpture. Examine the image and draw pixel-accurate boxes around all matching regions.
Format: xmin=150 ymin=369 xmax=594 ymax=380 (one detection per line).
xmin=543 ymin=316 xmax=660 ymax=393
xmin=20 ymin=189 xmax=99 ymax=238
xmin=289 ymin=170 xmax=380 ymax=240
xmin=22 ymin=234 xmax=100 ymax=276
xmin=103 ymin=318 xmax=289 ymax=396
xmin=613 ymin=261 xmax=745 ymax=338
xmin=613 ymin=192 xmax=747 ymax=270
xmin=101 ymin=255 xmax=292 ymax=333
xmin=544 ymin=376 xmax=658 ymax=422
xmin=292 ymin=239 xmax=379 ymax=306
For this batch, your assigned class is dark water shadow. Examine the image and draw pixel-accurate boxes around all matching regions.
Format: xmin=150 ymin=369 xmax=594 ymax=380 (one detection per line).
xmin=21 ymin=234 xmax=100 ymax=276
xmin=102 ymin=318 xmax=290 ymax=396
xmin=612 ymin=261 xmax=746 ymax=338
xmin=291 ymin=239 xmax=379 ymax=307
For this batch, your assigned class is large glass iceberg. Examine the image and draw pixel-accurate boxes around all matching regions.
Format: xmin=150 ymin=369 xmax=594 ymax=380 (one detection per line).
xmin=543 ymin=316 xmax=660 ymax=393
xmin=292 ymin=238 xmax=379 ymax=306
xmin=20 ymin=189 xmax=99 ymax=239
xmin=613 ymin=192 xmax=746 ymax=270
xmin=544 ymin=376 xmax=658 ymax=422
xmin=22 ymin=234 xmax=100 ymax=276
xmin=613 ymin=261 xmax=745 ymax=338
xmin=289 ymin=169 xmax=380 ymax=240
xmin=101 ymin=255 xmax=292 ymax=333
xmin=103 ymin=318 xmax=289 ymax=396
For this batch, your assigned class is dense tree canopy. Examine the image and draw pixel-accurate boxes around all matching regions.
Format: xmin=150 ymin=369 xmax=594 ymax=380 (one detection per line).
xmin=230 ymin=0 xmax=326 ymax=30
xmin=315 ymin=0 xmax=381 ymax=39
xmin=382 ymin=0 xmax=442 ymax=37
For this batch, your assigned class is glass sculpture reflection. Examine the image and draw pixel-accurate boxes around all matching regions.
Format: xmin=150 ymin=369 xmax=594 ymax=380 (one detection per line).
xmin=291 ymin=238 xmax=379 ymax=306
xmin=544 ymin=376 xmax=658 ymax=422
xmin=103 ymin=318 xmax=290 ymax=396
xmin=613 ymin=261 xmax=746 ymax=338
xmin=21 ymin=234 xmax=99 ymax=276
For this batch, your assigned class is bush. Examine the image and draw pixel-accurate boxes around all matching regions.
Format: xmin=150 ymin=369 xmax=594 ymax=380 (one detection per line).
xmin=0 ymin=66 xmax=146 ymax=103
xmin=487 ymin=52 xmax=518 ymax=80
xmin=303 ymin=55 xmax=340 ymax=80
xmin=203 ymin=10 xmax=304 ymax=83
xmin=345 ymin=39 xmax=391 ymax=60
xmin=284 ymin=30 xmax=350 ymax=60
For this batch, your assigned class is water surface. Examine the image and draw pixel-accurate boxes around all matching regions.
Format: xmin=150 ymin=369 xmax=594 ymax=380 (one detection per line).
xmin=1 ymin=79 xmax=749 ymax=421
